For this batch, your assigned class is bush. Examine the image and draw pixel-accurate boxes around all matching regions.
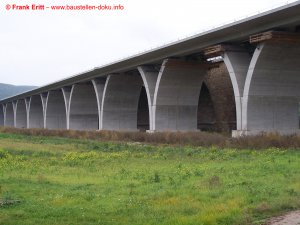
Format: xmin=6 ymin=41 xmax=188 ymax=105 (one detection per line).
xmin=1 ymin=127 xmax=300 ymax=149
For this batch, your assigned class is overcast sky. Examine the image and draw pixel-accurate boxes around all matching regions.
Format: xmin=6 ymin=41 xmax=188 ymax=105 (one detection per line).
xmin=0 ymin=0 xmax=298 ymax=86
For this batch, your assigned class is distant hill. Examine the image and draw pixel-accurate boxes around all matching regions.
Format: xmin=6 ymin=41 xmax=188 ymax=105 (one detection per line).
xmin=0 ymin=83 xmax=37 ymax=100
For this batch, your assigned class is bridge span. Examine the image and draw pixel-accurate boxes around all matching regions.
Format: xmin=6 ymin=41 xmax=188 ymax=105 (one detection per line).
xmin=1 ymin=2 xmax=300 ymax=136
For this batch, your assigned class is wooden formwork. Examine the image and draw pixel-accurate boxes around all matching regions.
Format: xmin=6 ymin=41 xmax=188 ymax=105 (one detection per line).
xmin=203 ymin=44 xmax=246 ymax=57
xmin=203 ymin=45 xmax=226 ymax=57
xmin=250 ymin=31 xmax=300 ymax=44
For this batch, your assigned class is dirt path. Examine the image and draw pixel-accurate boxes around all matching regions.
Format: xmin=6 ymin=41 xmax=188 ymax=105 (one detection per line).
xmin=265 ymin=210 xmax=300 ymax=225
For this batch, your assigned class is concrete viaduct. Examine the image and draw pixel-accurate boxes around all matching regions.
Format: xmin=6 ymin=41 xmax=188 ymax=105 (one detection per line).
xmin=1 ymin=2 xmax=300 ymax=136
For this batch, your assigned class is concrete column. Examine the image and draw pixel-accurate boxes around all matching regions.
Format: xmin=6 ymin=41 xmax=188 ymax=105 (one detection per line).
xmin=69 ymin=82 xmax=98 ymax=130
xmin=40 ymin=93 xmax=48 ymax=128
xmin=4 ymin=102 xmax=14 ymax=127
xmin=29 ymin=95 xmax=44 ymax=128
xmin=62 ymin=86 xmax=72 ymax=129
xmin=92 ymin=78 xmax=106 ymax=130
xmin=101 ymin=73 xmax=143 ymax=131
xmin=0 ymin=104 xmax=4 ymax=126
xmin=138 ymin=65 xmax=159 ymax=131
xmin=242 ymin=42 xmax=300 ymax=135
xmin=15 ymin=99 xmax=27 ymax=128
xmin=151 ymin=59 xmax=206 ymax=131
xmin=25 ymin=98 xmax=30 ymax=128
xmin=222 ymin=49 xmax=252 ymax=131
xmin=45 ymin=90 xmax=67 ymax=129
xmin=13 ymin=101 xmax=17 ymax=127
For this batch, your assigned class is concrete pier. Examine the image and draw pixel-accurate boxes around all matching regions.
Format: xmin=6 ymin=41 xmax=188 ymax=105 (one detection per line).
xmin=242 ymin=42 xmax=300 ymax=135
xmin=5 ymin=102 xmax=14 ymax=127
xmin=15 ymin=99 xmax=27 ymax=128
xmin=92 ymin=78 xmax=106 ymax=130
xmin=101 ymin=73 xmax=143 ymax=131
xmin=69 ymin=83 xmax=98 ymax=130
xmin=151 ymin=59 xmax=206 ymax=131
xmin=46 ymin=90 xmax=66 ymax=129
xmin=28 ymin=95 xmax=44 ymax=128
xmin=222 ymin=48 xmax=251 ymax=131
xmin=0 ymin=104 xmax=4 ymax=126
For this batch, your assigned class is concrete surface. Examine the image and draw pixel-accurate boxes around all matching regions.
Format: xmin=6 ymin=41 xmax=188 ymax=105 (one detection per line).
xmin=101 ymin=73 xmax=142 ymax=131
xmin=242 ymin=42 xmax=300 ymax=134
xmin=138 ymin=65 xmax=159 ymax=131
xmin=4 ymin=102 xmax=14 ymax=127
xmin=69 ymin=83 xmax=98 ymax=130
xmin=45 ymin=90 xmax=66 ymax=129
xmin=28 ymin=95 xmax=44 ymax=128
xmin=223 ymin=48 xmax=251 ymax=130
xmin=92 ymin=78 xmax=106 ymax=130
xmin=0 ymin=104 xmax=4 ymax=126
xmin=152 ymin=59 xmax=206 ymax=131
xmin=15 ymin=99 xmax=27 ymax=128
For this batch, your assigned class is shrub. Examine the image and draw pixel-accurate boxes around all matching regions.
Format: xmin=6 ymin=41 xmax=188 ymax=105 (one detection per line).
xmin=1 ymin=127 xmax=300 ymax=149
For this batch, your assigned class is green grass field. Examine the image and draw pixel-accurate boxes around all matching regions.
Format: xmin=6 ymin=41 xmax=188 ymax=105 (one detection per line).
xmin=0 ymin=132 xmax=300 ymax=225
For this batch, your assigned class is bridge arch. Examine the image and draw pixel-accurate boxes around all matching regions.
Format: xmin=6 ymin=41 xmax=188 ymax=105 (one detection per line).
xmin=29 ymin=95 xmax=44 ymax=128
xmin=203 ymin=63 xmax=237 ymax=132
xmin=101 ymin=73 xmax=144 ymax=131
xmin=5 ymin=102 xmax=14 ymax=127
xmin=197 ymin=82 xmax=216 ymax=131
xmin=137 ymin=86 xmax=149 ymax=131
xmin=16 ymin=99 xmax=27 ymax=128
xmin=69 ymin=82 xmax=98 ymax=130
xmin=46 ymin=90 xmax=67 ymax=129
xmin=242 ymin=42 xmax=300 ymax=134
xmin=152 ymin=59 xmax=205 ymax=131
xmin=222 ymin=48 xmax=252 ymax=131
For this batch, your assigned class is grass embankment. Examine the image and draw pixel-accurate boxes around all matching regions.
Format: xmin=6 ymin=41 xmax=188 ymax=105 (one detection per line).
xmin=0 ymin=132 xmax=300 ymax=225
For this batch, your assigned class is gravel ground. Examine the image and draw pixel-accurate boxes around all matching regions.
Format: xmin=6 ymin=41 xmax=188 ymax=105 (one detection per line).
xmin=265 ymin=211 xmax=300 ymax=225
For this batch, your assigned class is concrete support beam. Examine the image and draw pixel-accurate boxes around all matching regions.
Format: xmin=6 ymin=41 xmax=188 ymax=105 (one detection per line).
xmin=25 ymin=98 xmax=30 ymax=128
xmin=241 ymin=42 xmax=300 ymax=135
xmin=46 ymin=90 xmax=67 ymax=129
xmin=138 ymin=65 xmax=159 ymax=131
xmin=92 ymin=78 xmax=106 ymax=130
xmin=62 ymin=86 xmax=72 ymax=129
xmin=29 ymin=95 xmax=44 ymax=128
xmin=4 ymin=102 xmax=14 ymax=127
xmin=209 ymin=41 xmax=300 ymax=136
xmin=0 ymin=104 xmax=4 ymax=126
xmin=41 ymin=93 xmax=48 ymax=128
xmin=16 ymin=99 xmax=27 ymax=128
xmin=101 ymin=73 xmax=143 ymax=131
xmin=145 ymin=59 xmax=206 ymax=131
xmin=222 ymin=48 xmax=252 ymax=130
xmin=69 ymin=82 xmax=98 ymax=130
